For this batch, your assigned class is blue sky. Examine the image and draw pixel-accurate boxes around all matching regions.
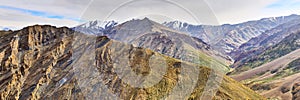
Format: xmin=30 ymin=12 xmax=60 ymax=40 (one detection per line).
xmin=260 ymin=0 xmax=300 ymax=19
xmin=0 ymin=0 xmax=89 ymax=28
xmin=0 ymin=5 xmax=64 ymax=19
xmin=0 ymin=0 xmax=299 ymax=29
xmin=0 ymin=5 xmax=84 ymax=22
xmin=266 ymin=0 xmax=300 ymax=8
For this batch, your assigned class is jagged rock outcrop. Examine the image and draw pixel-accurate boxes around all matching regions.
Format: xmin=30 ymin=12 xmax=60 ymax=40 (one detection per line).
xmin=0 ymin=25 xmax=74 ymax=99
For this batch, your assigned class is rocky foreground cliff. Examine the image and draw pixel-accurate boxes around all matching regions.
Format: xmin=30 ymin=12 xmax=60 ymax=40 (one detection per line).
xmin=0 ymin=25 xmax=263 ymax=99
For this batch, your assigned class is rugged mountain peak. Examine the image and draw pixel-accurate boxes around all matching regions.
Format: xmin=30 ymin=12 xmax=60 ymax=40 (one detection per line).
xmin=121 ymin=18 xmax=156 ymax=29
xmin=142 ymin=17 xmax=151 ymax=21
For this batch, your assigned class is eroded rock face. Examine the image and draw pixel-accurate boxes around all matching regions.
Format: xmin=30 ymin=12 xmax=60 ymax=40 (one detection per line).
xmin=0 ymin=25 xmax=263 ymax=100
xmin=0 ymin=25 xmax=75 ymax=99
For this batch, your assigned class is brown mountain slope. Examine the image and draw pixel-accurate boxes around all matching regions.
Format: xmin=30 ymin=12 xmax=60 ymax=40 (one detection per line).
xmin=230 ymin=31 xmax=300 ymax=99
xmin=0 ymin=25 xmax=263 ymax=99
xmin=102 ymin=18 xmax=232 ymax=72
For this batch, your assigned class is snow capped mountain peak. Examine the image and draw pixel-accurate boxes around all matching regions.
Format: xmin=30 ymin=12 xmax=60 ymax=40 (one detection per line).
xmin=104 ymin=20 xmax=117 ymax=28
xmin=163 ymin=21 xmax=189 ymax=30
xmin=81 ymin=20 xmax=102 ymax=28
xmin=74 ymin=20 xmax=118 ymax=35
xmin=79 ymin=20 xmax=117 ymax=29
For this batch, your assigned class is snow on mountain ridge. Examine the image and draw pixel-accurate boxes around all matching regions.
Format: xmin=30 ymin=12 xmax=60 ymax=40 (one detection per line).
xmin=74 ymin=20 xmax=118 ymax=35
xmin=162 ymin=21 xmax=190 ymax=31
xmin=80 ymin=20 xmax=117 ymax=29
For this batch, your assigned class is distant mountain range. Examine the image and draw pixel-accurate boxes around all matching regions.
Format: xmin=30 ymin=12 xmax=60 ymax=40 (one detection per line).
xmin=76 ymin=14 xmax=300 ymax=61
xmin=1 ymin=14 xmax=300 ymax=100
xmin=163 ymin=14 xmax=300 ymax=55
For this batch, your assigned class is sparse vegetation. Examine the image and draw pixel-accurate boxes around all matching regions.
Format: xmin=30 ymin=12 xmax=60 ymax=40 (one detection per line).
xmin=286 ymin=58 xmax=300 ymax=71
xmin=232 ymin=32 xmax=300 ymax=75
